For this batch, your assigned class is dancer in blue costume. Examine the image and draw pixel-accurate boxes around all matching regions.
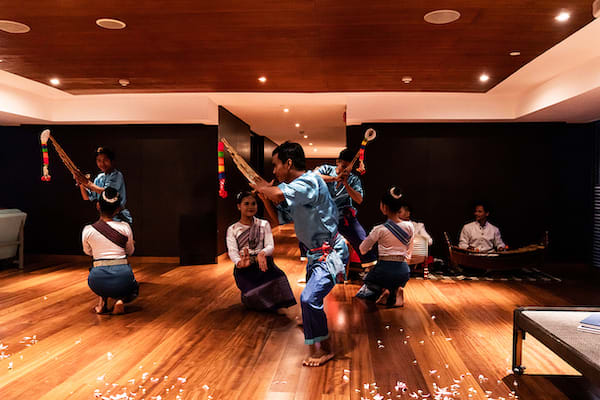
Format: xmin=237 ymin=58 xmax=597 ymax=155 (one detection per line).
xmin=76 ymin=147 xmax=132 ymax=224
xmin=252 ymin=141 xmax=348 ymax=367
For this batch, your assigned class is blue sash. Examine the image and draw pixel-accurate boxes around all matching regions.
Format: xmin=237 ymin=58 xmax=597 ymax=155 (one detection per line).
xmin=383 ymin=220 xmax=411 ymax=246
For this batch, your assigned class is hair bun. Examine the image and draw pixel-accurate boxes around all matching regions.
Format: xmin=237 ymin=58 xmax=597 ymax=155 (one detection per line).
xmin=389 ymin=186 xmax=403 ymax=199
xmin=101 ymin=189 xmax=120 ymax=204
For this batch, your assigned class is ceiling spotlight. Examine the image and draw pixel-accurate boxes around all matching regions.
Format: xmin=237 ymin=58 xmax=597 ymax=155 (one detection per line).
xmin=0 ymin=20 xmax=31 ymax=33
xmin=49 ymin=78 xmax=60 ymax=86
xmin=96 ymin=18 xmax=127 ymax=30
xmin=402 ymin=76 xmax=413 ymax=84
xmin=555 ymin=12 xmax=570 ymax=22
xmin=313 ymin=148 xmax=318 ymax=152
xmin=309 ymin=142 xmax=313 ymax=146
xmin=283 ymin=108 xmax=289 ymax=113
xmin=295 ymin=123 xmax=300 ymax=128
xmin=258 ymin=76 xmax=267 ymax=83
xmin=424 ymin=10 xmax=461 ymax=24
xmin=479 ymin=74 xmax=490 ymax=82
xmin=118 ymin=78 xmax=130 ymax=87
xmin=509 ymin=51 xmax=521 ymax=56
xmin=303 ymin=135 xmax=308 ymax=139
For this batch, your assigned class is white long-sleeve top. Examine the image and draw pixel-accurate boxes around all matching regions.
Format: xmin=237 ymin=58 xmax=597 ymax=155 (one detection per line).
xmin=226 ymin=217 xmax=274 ymax=266
xmin=458 ymin=221 xmax=505 ymax=252
xmin=82 ymin=221 xmax=135 ymax=260
xmin=411 ymin=221 xmax=433 ymax=246
xmin=360 ymin=220 xmax=415 ymax=259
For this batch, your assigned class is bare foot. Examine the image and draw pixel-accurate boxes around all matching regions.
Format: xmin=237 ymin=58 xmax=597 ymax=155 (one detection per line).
xmin=376 ymin=289 xmax=390 ymax=305
xmin=302 ymin=349 xmax=335 ymax=367
xmin=395 ymin=287 xmax=404 ymax=307
xmin=112 ymin=299 xmax=125 ymax=315
xmin=94 ymin=297 xmax=109 ymax=314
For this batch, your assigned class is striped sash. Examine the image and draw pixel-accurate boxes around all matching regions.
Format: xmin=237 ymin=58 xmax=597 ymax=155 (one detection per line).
xmin=383 ymin=220 xmax=412 ymax=246
xmin=236 ymin=220 xmax=261 ymax=250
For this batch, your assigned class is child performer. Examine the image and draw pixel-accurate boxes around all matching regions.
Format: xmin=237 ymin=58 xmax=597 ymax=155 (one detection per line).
xmin=76 ymin=147 xmax=132 ymax=224
xmin=356 ymin=187 xmax=414 ymax=307
xmin=252 ymin=142 xmax=348 ymax=367
xmin=315 ymin=149 xmax=377 ymax=267
xmin=226 ymin=191 xmax=297 ymax=311
xmin=83 ymin=188 xmax=138 ymax=315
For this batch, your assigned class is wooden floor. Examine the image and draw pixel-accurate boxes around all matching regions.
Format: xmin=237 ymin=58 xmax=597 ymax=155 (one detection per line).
xmin=1 ymin=225 xmax=600 ymax=400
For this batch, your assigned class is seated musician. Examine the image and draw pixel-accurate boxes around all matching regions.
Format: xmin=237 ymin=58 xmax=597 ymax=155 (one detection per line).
xmin=458 ymin=203 xmax=506 ymax=252
xmin=405 ymin=206 xmax=432 ymax=246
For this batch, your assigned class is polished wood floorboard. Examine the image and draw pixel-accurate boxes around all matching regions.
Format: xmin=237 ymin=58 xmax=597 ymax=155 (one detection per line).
xmin=1 ymin=225 xmax=599 ymax=400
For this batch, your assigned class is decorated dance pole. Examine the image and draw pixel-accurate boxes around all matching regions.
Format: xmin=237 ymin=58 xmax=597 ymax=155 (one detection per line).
xmin=346 ymin=128 xmax=376 ymax=176
xmin=40 ymin=130 xmax=51 ymax=181
xmin=220 ymin=138 xmax=260 ymax=185
xmin=39 ymin=129 xmax=89 ymax=183
xmin=217 ymin=141 xmax=228 ymax=198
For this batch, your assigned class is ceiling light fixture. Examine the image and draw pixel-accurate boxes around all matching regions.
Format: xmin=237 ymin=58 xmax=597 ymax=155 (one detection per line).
xmin=119 ymin=78 xmax=130 ymax=87
xmin=49 ymin=78 xmax=60 ymax=86
xmin=402 ymin=76 xmax=413 ymax=84
xmin=424 ymin=10 xmax=461 ymax=24
xmin=303 ymin=135 xmax=308 ymax=139
xmin=479 ymin=74 xmax=490 ymax=82
xmin=555 ymin=12 xmax=570 ymax=22
xmin=0 ymin=20 xmax=31 ymax=33
xmin=309 ymin=142 xmax=313 ymax=146
xmin=509 ymin=51 xmax=521 ymax=56
xmin=283 ymin=108 xmax=289 ymax=113
xmin=96 ymin=18 xmax=127 ymax=30
xmin=313 ymin=148 xmax=317 ymax=152
xmin=258 ymin=76 xmax=267 ymax=83
xmin=295 ymin=123 xmax=300 ymax=128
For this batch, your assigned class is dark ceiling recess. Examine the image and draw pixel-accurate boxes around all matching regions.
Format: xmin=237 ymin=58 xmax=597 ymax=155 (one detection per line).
xmin=0 ymin=1 xmax=593 ymax=94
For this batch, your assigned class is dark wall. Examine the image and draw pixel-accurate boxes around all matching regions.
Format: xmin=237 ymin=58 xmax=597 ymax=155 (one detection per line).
xmin=262 ymin=137 xmax=278 ymax=182
xmin=0 ymin=124 xmax=218 ymax=261
xmin=347 ymin=122 xmax=595 ymax=262
xmin=217 ymin=107 xmax=254 ymax=255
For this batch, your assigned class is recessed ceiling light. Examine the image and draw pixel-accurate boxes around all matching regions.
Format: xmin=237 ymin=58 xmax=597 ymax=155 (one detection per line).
xmin=0 ymin=20 xmax=31 ymax=33
xmin=509 ymin=51 xmax=521 ymax=56
xmin=479 ymin=74 xmax=490 ymax=82
xmin=402 ymin=76 xmax=413 ymax=84
xmin=295 ymin=123 xmax=300 ymax=128
xmin=49 ymin=78 xmax=60 ymax=86
xmin=96 ymin=18 xmax=127 ymax=30
xmin=309 ymin=142 xmax=313 ymax=146
xmin=118 ymin=78 xmax=130 ymax=87
xmin=303 ymin=135 xmax=308 ymax=139
xmin=258 ymin=76 xmax=267 ymax=83
xmin=424 ymin=10 xmax=461 ymax=25
xmin=313 ymin=148 xmax=317 ymax=152
xmin=283 ymin=108 xmax=289 ymax=113
xmin=555 ymin=12 xmax=570 ymax=22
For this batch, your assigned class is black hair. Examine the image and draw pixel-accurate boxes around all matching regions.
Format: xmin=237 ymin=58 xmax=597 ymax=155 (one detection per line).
xmin=381 ymin=186 xmax=409 ymax=213
xmin=98 ymin=187 xmax=121 ymax=215
xmin=235 ymin=191 xmax=256 ymax=204
xmin=338 ymin=148 xmax=354 ymax=163
xmin=272 ymin=141 xmax=306 ymax=171
xmin=474 ymin=201 xmax=490 ymax=213
xmin=95 ymin=146 xmax=115 ymax=161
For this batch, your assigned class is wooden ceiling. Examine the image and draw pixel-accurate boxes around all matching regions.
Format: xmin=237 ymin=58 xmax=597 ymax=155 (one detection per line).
xmin=0 ymin=1 xmax=594 ymax=94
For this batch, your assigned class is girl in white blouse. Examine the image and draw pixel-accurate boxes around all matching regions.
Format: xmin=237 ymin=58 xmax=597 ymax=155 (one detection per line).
xmin=356 ymin=187 xmax=414 ymax=307
xmin=83 ymin=187 xmax=138 ymax=314
xmin=226 ymin=191 xmax=296 ymax=311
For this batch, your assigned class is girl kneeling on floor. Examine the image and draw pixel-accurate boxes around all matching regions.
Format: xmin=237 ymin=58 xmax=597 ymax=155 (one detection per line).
xmin=83 ymin=187 xmax=138 ymax=314
xmin=356 ymin=186 xmax=414 ymax=307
